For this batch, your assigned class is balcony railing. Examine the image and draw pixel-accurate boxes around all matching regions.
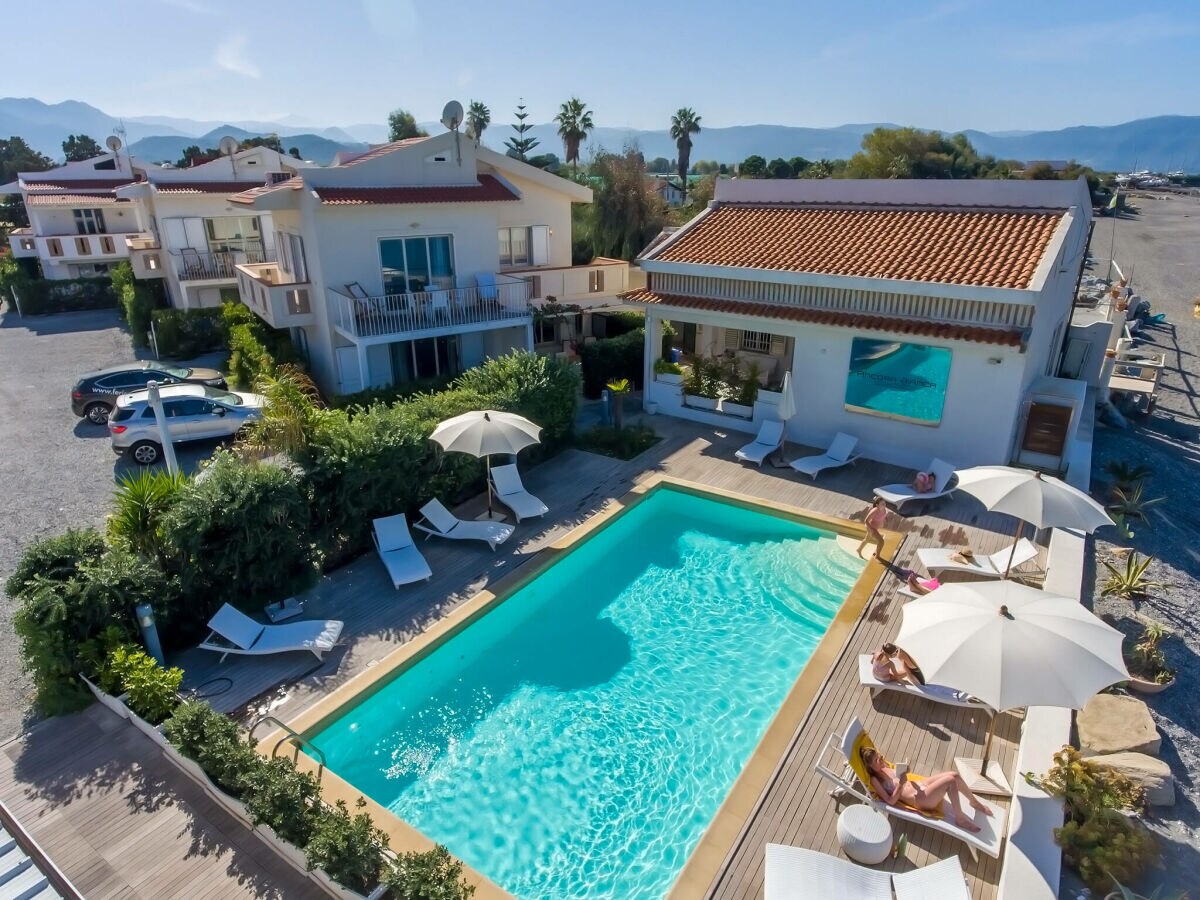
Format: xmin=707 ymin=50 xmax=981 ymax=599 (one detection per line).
xmin=235 ymin=261 xmax=313 ymax=329
xmin=174 ymin=247 xmax=274 ymax=282
xmin=124 ymin=232 xmax=160 ymax=251
xmin=329 ymin=276 xmax=532 ymax=340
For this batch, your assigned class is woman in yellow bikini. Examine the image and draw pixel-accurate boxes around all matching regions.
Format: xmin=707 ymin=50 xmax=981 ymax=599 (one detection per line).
xmin=860 ymin=746 xmax=992 ymax=833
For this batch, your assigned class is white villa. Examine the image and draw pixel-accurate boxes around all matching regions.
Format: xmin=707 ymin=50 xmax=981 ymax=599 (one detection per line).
xmin=228 ymin=130 xmax=629 ymax=395
xmin=628 ymin=177 xmax=1096 ymax=472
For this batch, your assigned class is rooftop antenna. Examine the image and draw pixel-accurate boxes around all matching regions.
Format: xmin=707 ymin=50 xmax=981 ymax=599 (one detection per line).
xmin=441 ymin=100 xmax=464 ymax=165
xmin=219 ymin=135 xmax=239 ymax=176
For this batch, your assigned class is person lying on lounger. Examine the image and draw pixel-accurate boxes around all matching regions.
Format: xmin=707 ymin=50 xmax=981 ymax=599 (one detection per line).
xmin=871 ymin=643 xmax=926 ymax=686
xmin=905 ymin=570 xmax=940 ymax=595
xmin=860 ymin=746 xmax=993 ymax=833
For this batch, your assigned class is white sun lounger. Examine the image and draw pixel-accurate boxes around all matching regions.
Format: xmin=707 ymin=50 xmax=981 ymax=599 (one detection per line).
xmin=857 ymin=655 xmax=988 ymax=710
xmin=198 ymin=604 xmax=343 ymax=663
xmin=874 ymin=458 xmax=957 ymax=512
xmin=372 ymin=514 xmax=433 ymax=588
xmin=765 ymin=845 xmax=970 ymax=900
xmin=489 ymin=463 xmax=548 ymax=522
xmin=916 ymin=538 xmax=1039 ymax=579
xmin=790 ymin=432 xmax=860 ymax=480
xmin=734 ymin=420 xmax=785 ymax=467
xmin=414 ymin=498 xmax=515 ymax=551
xmin=814 ymin=716 xmax=1005 ymax=858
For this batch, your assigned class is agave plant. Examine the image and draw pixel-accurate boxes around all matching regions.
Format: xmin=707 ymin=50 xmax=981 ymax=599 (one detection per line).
xmin=1101 ymin=551 xmax=1164 ymax=601
xmin=1103 ymin=460 xmax=1153 ymax=494
xmin=1105 ymin=483 xmax=1165 ymax=539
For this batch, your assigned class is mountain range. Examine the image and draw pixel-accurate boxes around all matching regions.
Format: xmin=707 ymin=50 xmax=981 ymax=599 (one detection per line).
xmin=3 ymin=97 xmax=1198 ymax=172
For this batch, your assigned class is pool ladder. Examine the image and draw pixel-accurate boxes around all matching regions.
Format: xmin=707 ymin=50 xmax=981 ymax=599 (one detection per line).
xmin=249 ymin=714 xmax=326 ymax=781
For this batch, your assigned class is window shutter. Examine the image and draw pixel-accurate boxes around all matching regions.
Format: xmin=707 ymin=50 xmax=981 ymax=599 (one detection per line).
xmin=162 ymin=218 xmax=187 ymax=251
xmin=770 ymin=334 xmax=787 ymax=355
xmin=530 ymin=225 xmax=550 ymax=266
xmin=183 ymin=217 xmax=206 ymax=249
xmin=528 ymin=275 xmax=541 ymax=299
xmin=724 ymin=328 xmax=740 ymax=351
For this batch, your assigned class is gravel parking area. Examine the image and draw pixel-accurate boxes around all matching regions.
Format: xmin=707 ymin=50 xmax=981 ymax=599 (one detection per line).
xmin=0 ymin=306 xmax=223 ymax=741
xmin=1077 ymin=191 xmax=1200 ymax=896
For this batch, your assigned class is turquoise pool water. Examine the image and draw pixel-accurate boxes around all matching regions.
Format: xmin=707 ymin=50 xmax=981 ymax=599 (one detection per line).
xmin=311 ymin=486 xmax=863 ymax=899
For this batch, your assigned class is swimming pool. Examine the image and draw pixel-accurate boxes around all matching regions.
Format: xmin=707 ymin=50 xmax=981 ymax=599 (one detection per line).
xmin=309 ymin=484 xmax=864 ymax=898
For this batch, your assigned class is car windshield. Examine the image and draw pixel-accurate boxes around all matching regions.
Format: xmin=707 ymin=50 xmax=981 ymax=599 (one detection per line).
xmin=206 ymin=389 xmax=242 ymax=405
xmin=162 ymin=364 xmax=191 ymax=379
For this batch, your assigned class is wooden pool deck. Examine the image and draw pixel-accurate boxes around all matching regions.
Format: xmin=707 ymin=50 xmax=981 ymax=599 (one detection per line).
xmin=176 ymin=415 xmax=1044 ymax=899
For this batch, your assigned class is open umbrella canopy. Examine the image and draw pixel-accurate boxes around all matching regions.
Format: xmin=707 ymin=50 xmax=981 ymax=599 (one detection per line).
xmin=429 ymin=410 xmax=542 ymax=458
xmin=954 ymin=465 xmax=1113 ymax=533
xmin=896 ymin=580 xmax=1128 ymax=712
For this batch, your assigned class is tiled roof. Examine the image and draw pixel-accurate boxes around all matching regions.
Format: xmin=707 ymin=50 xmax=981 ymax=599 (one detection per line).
xmin=22 ymin=177 xmax=138 ymax=192
xmin=650 ymin=204 xmax=1065 ymax=289
xmin=621 ymin=288 xmax=1026 ymax=347
xmin=228 ymin=177 xmax=303 ymax=204
xmin=338 ymin=137 xmax=430 ymax=167
xmin=153 ymin=181 xmax=264 ymax=194
xmin=314 ymin=175 xmax=518 ymax=205
xmin=25 ymin=193 xmax=129 ymax=207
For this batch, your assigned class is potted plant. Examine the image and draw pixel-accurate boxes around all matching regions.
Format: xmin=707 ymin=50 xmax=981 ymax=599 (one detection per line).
xmin=607 ymin=378 xmax=632 ymax=429
xmin=722 ymin=362 xmax=759 ymax=419
xmin=654 ymin=356 xmax=684 ymax=386
xmin=1125 ymin=622 xmax=1175 ymax=693
xmin=683 ymin=358 xmax=720 ymax=410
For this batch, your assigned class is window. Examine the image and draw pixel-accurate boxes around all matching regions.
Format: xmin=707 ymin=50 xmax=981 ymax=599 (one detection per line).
xmin=19 ymin=238 xmax=34 ymax=251
xmin=147 ymin=253 xmax=161 ymax=271
xmin=169 ymin=398 xmax=211 ymax=417
xmin=534 ymin=318 xmax=558 ymax=345
xmin=740 ymin=330 xmax=771 ymax=353
xmin=588 ymin=268 xmax=605 ymax=293
xmin=380 ymin=236 xmax=454 ymax=294
xmin=390 ymin=335 xmax=461 ymax=381
xmin=47 ymin=239 xmax=63 ymax=257
xmin=287 ymin=233 xmax=307 ymax=281
xmin=844 ymin=337 xmax=953 ymax=426
xmin=74 ymin=208 xmax=106 ymax=235
xmin=204 ymin=216 xmax=262 ymax=254
xmin=498 ymin=227 xmax=530 ymax=266
xmin=75 ymin=237 xmax=92 ymax=256
xmin=100 ymin=236 xmax=115 ymax=254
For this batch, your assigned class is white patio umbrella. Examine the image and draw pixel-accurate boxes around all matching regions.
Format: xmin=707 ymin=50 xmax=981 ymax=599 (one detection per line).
xmin=429 ymin=410 xmax=542 ymax=520
xmin=954 ymin=465 xmax=1114 ymax=577
xmin=897 ymin=580 xmax=1128 ymax=794
xmin=773 ymin=371 xmax=797 ymax=465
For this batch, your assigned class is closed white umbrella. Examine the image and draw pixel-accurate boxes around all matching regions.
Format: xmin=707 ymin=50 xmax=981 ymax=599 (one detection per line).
xmin=429 ymin=410 xmax=542 ymax=519
xmin=897 ymin=580 xmax=1127 ymax=793
xmin=954 ymin=465 xmax=1114 ymax=577
xmin=772 ymin=371 xmax=796 ymax=465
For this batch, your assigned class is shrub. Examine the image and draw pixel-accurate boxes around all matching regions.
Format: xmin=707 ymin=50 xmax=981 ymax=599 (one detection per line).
xmin=7 ymin=534 xmax=177 ymax=714
xmin=106 ymin=645 xmax=183 ymax=724
xmin=579 ymin=328 xmax=644 ymax=399
xmin=2 ymin=256 xmax=117 ymax=314
xmin=240 ymin=756 xmax=322 ymax=847
xmin=112 ymin=261 xmax=163 ymax=346
xmin=107 ymin=469 xmax=186 ymax=560
xmin=330 ymin=374 xmax=456 ymax=411
xmin=163 ymin=701 xmax=259 ymax=794
xmin=1101 ymin=551 xmax=1163 ymax=601
xmin=386 ymin=845 xmax=475 ymax=900
xmin=150 ymin=307 xmax=226 ymax=358
xmin=455 ymin=350 xmax=581 ymax=454
xmin=159 ymin=451 xmax=320 ymax=638
xmin=222 ymin=302 xmax=298 ymax=389
xmin=577 ymin=425 xmax=659 ymax=460
xmin=653 ymin=357 xmax=683 ymax=376
xmin=305 ymin=798 xmax=387 ymax=893
xmin=595 ymin=309 xmax=645 ymax=338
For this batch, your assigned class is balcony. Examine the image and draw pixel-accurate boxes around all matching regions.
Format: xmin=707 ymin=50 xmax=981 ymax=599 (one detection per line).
xmin=504 ymin=258 xmax=631 ymax=304
xmin=124 ymin=232 xmax=160 ymax=252
xmin=7 ymin=228 xmax=37 ymax=258
xmin=175 ymin=247 xmax=273 ymax=282
xmin=235 ymin=261 xmax=314 ymax=329
xmin=329 ymin=276 xmax=532 ymax=342
xmin=32 ymin=233 xmax=132 ymax=264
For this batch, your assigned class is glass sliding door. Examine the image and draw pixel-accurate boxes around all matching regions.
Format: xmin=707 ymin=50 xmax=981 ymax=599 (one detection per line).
xmin=380 ymin=235 xmax=455 ymax=294
xmin=389 ymin=336 xmax=462 ymax=383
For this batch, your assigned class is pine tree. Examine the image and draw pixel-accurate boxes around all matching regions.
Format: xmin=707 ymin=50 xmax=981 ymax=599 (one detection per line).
xmin=504 ymin=100 xmax=540 ymax=161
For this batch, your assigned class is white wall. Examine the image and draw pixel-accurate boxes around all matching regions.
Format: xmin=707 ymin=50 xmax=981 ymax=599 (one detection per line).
xmin=29 ymin=204 xmax=141 ymax=236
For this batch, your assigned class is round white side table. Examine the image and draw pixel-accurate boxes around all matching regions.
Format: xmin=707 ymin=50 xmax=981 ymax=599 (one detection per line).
xmin=836 ymin=803 xmax=893 ymax=864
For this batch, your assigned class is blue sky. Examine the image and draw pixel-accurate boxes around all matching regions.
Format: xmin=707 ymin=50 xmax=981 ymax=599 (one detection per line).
xmin=11 ymin=0 xmax=1200 ymax=131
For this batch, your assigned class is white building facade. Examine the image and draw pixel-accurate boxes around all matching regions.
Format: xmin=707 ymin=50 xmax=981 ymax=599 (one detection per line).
xmin=628 ymin=178 xmax=1094 ymax=472
xmin=230 ymin=131 xmax=628 ymax=396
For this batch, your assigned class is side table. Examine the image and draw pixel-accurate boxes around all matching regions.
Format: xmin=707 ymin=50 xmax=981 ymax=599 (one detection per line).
xmin=836 ymin=803 xmax=893 ymax=865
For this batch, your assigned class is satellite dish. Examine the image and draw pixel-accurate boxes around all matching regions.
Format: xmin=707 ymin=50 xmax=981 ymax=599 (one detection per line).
xmin=105 ymin=135 xmax=122 ymax=152
xmin=441 ymin=100 xmax=464 ymax=132
xmin=218 ymin=135 xmax=239 ymax=156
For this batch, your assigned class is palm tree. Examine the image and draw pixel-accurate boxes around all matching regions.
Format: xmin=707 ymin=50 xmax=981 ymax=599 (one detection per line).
xmin=669 ymin=108 xmax=702 ymax=203
xmin=554 ymin=97 xmax=595 ymax=173
xmin=466 ymin=100 xmax=491 ymax=145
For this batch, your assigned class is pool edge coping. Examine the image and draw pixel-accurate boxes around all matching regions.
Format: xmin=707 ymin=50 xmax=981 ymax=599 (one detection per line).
xmin=257 ymin=474 xmax=895 ymax=900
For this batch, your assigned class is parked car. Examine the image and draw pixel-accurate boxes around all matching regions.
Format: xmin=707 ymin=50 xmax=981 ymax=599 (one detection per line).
xmin=72 ymin=362 xmax=228 ymax=425
xmin=108 ymin=384 xmax=264 ymax=465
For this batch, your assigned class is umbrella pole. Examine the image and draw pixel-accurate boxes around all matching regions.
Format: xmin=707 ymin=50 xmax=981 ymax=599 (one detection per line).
xmin=953 ymin=710 xmax=1012 ymax=796
xmin=1002 ymin=519 xmax=1025 ymax=579
xmin=979 ymin=713 xmax=997 ymax=776
xmin=486 ymin=455 xmax=494 ymax=517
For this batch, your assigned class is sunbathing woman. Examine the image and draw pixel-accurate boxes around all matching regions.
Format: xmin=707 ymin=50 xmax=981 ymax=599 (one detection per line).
xmin=860 ymin=746 xmax=992 ymax=833
xmin=905 ymin=570 xmax=940 ymax=595
xmin=871 ymin=642 xmax=926 ymax=686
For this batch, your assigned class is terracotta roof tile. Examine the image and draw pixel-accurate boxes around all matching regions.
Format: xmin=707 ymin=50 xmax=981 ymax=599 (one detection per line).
xmin=153 ymin=181 xmax=265 ymax=194
xmin=25 ymin=193 xmax=129 ymax=207
xmin=650 ymin=204 xmax=1064 ymax=289
xmin=228 ymin=177 xmax=303 ymax=204
xmin=338 ymin=137 xmax=431 ymax=166
xmin=22 ymin=177 xmax=138 ymax=192
xmin=314 ymin=175 xmax=517 ymax=205
xmin=621 ymin=288 xmax=1025 ymax=347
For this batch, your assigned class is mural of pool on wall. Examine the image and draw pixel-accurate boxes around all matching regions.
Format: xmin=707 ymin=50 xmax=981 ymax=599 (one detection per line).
xmin=844 ymin=338 xmax=952 ymax=425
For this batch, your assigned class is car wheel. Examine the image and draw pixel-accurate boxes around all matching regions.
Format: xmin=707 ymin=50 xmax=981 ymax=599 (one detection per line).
xmin=130 ymin=441 xmax=162 ymax=466
xmin=85 ymin=402 xmax=112 ymax=425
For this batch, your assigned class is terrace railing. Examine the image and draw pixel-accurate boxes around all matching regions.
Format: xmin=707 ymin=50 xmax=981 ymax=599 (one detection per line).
xmin=174 ymin=247 xmax=274 ymax=282
xmin=329 ymin=275 xmax=533 ymax=340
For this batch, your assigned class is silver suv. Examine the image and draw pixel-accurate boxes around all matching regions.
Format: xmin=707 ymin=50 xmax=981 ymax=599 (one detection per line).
xmin=109 ymin=384 xmax=265 ymax=465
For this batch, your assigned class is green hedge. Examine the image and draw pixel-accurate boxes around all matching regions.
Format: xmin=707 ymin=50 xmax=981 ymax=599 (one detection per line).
xmin=111 ymin=261 xmax=166 ymax=346
xmin=579 ymin=328 xmax=645 ymax=399
xmin=0 ymin=256 xmax=117 ymax=315
xmin=595 ymin=309 xmax=645 ymax=338
xmin=222 ymin=301 xmax=299 ymax=389
xmin=151 ymin=307 xmax=226 ymax=359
